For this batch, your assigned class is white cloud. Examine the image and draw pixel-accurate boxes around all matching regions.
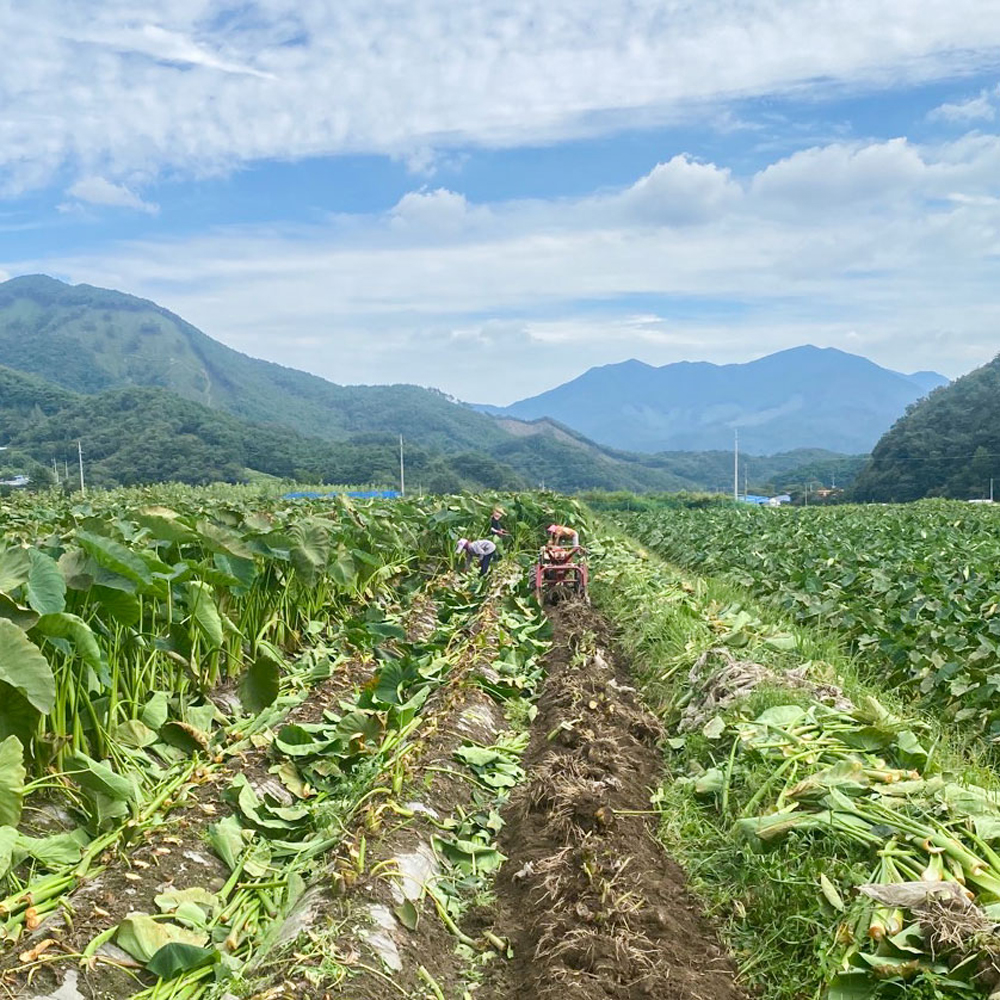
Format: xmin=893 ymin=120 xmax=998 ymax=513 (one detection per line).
xmin=610 ymin=156 xmax=741 ymax=225
xmin=9 ymin=130 xmax=1000 ymax=401
xmin=66 ymin=176 xmax=159 ymax=214
xmin=389 ymin=189 xmax=486 ymax=235
xmin=929 ymin=86 xmax=999 ymax=123
xmin=752 ymin=138 xmax=927 ymax=208
xmin=3 ymin=1 xmax=1000 ymax=196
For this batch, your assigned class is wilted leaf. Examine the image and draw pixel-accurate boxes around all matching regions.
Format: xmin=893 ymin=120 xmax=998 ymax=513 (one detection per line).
xmin=820 ymin=873 xmax=845 ymax=912
xmin=702 ymin=716 xmax=726 ymax=740
xmin=394 ymin=899 xmax=420 ymax=931
xmin=116 ymin=913 xmax=207 ymax=964
xmin=160 ymin=721 xmax=210 ymax=753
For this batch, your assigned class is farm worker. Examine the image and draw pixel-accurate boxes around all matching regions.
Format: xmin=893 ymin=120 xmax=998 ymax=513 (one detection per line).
xmin=490 ymin=506 xmax=509 ymax=537
xmin=546 ymin=524 xmax=580 ymax=547
xmin=456 ymin=537 xmax=497 ymax=575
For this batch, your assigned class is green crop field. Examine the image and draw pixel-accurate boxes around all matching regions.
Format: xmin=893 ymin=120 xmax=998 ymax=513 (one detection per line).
xmin=5 ymin=487 xmax=1000 ymax=1000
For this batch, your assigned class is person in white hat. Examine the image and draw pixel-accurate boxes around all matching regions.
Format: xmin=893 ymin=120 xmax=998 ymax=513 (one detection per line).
xmin=456 ymin=537 xmax=497 ymax=575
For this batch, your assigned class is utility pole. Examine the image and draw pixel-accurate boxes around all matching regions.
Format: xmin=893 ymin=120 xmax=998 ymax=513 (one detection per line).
xmin=52 ymin=458 xmax=59 ymax=484
xmin=398 ymin=434 xmax=405 ymax=497
xmin=991 ymin=477 xmax=995 ymax=503
xmin=77 ymin=440 xmax=85 ymax=495
xmin=733 ymin=429 xmax=739 ymax=502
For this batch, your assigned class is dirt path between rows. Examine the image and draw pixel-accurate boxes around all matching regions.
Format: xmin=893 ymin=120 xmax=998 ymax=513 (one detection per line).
xmin=480 ymin=602 xmax=743 ymax=1000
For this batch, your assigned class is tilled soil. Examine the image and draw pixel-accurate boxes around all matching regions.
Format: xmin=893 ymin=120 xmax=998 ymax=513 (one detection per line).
xmin=481 ymin=603 xmax=743 ymax=1000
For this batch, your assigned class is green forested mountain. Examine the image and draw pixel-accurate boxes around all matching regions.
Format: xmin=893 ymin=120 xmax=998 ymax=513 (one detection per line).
xmin=0 ymin=366 xmax=524 ymax=491
xmin=0 ymin=275 xmax=516 ymax=451
xmin=0 ymin=275 xmax=862 ymax=494
xmin=850 ymin=354 xmax=999 ymax=501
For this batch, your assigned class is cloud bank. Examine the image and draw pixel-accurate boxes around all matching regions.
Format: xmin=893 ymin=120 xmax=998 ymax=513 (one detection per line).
xmin=3 ymin=1 xmax=1000 ymax=194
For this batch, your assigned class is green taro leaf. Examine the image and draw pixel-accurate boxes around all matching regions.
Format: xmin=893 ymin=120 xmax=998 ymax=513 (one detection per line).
xmin=17 ymin=828 xmax=90 ymax=868
xmin=0 ymin=594 xmax=39 ymax=630
xmin=57 ymin=549 xmax=96 ymax=591
xmin=186 ymin=580 xmax=224 ymax=648
xmin=330 ymin=546 xmax=357 ymax=588
xmin=0 ymin=619 xmax=55 ymax=713
xmin=0 ymin=825 xmax=17 ymax=878
xmin=35 ymin=613 xmax=104 ymax=671
xmin=116 ymin=913 xmax=207 ymax=964
xmin=92 ymin=586 xmax=141 ymax=626
xmin=0 ymin=737 xmax=25 ymax=827
xmin=114 ymin=719 xmax=159 ymax=749
xmin=146 ymin=943 xmax=219 ymax=979
xmin=25 ymin=550 xmax=66 ymax=616
xmin=195 ymin=521 xmax=255 ymax=560
xmin=136 ymin=507 xmax=197 ymax=544
xmin=75 ymin=530 xmax=153 ymax=587
xmin=66 ymin=751 xmax=138 ymax=803
xmin=0 ymin=547 xmax=31 ymax=593
xmin=239 ymin=653 xmax=281 ymax=714
xmin=207 ymin=815 xmax=245 ymax=872
xmin=141 ymin=691 xmax=171 ymax=731
xmin=289 ymin=518 xmax=331 ymax=588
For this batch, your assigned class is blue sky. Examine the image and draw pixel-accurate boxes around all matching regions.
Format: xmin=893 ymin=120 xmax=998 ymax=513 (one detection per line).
xmin=3 ymin=2 xmax=1000 ymax=403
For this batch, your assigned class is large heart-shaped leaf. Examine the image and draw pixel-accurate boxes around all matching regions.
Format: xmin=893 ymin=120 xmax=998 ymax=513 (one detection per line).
xmin=116 ymin=913 xmax=207 ymax=964
xmin=289 ymin=519 xmax=330 ymax=588
xmin=185 ymin=581 xmax=223 ymax=648
xmin=136 ymin=507 xmax=197 ymax=545
xmin=0 ymin=825 xmax=17 ymax=878
xmin=75 ymin=530 xmax=152 ymax=587
xmin=239 ymin=653 xmax=281 ymax=714
xmin=25 ymin=550 xmax=66 ymax=616
xmin=65 ymin=751 xmax=138 ymax=804
xmin=34 ymin=613 xmax=104 ymax=671
xmin=0 ymin=548 xmax=31 ymax=593
xmin=0 ymin=594 xmax=39 ymax=630
xmin=146 ymin=943 xmax=219 ymax=979
xmin=0 ymin=737 xmax=25 ymax=827
xmin=0 ymin=619 xmax=55 ymax=713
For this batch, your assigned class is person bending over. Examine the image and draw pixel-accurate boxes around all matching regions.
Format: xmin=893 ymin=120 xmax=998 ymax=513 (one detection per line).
xmin=456 ymin=537 xmax=497 ymax=575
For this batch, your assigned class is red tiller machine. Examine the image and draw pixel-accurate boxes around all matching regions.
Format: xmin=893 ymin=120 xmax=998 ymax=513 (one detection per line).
xmin=533 ymin=544 xmax=589 ymax=603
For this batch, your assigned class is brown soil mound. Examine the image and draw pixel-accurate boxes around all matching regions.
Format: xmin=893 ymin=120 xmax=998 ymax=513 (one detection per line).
xmin=482 ymin=603 xmax=743 ymax=1000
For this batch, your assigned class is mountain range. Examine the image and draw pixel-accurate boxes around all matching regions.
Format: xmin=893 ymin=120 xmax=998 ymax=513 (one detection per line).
xmin=0 ymin=274 xmax=922 ymax=494
xmin=478 ymin=348 xmax=947 ymax=454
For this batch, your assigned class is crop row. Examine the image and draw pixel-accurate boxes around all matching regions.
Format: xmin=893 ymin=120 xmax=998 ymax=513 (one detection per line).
xmin=0 ymin=485 xmax=578 ymax=996
xmin=592 ymin=533 xmax=1000 ymax=999
xmin=615 ymin=501 xmax=1000 ymax=736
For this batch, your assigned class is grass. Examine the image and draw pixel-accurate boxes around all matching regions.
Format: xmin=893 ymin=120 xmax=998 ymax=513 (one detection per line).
xmin=589 ymin=526 xmax=1000 ymax=1000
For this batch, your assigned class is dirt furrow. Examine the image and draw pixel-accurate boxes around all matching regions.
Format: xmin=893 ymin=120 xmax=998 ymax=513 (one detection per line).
xmin=482 ymin=603 xmax=743 ymax=1000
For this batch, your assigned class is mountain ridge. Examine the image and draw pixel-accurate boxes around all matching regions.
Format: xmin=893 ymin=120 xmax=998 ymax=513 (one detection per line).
xmin=476 ymin=345 xmax=948 ymax=454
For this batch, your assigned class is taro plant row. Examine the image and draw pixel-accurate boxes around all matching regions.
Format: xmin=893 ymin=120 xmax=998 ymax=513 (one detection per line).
xmin=615 ymin=500 xmax=1000 ymax=738
xmin=0 ymin=484 xmax=575 ymax=995
xmin=593 ymin=536 xmax=1000 ymax=999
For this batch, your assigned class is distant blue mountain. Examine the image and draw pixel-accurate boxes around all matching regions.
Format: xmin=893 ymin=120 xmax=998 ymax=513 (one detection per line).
xmin=476 ymin=346 xmax=948 ymax=455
